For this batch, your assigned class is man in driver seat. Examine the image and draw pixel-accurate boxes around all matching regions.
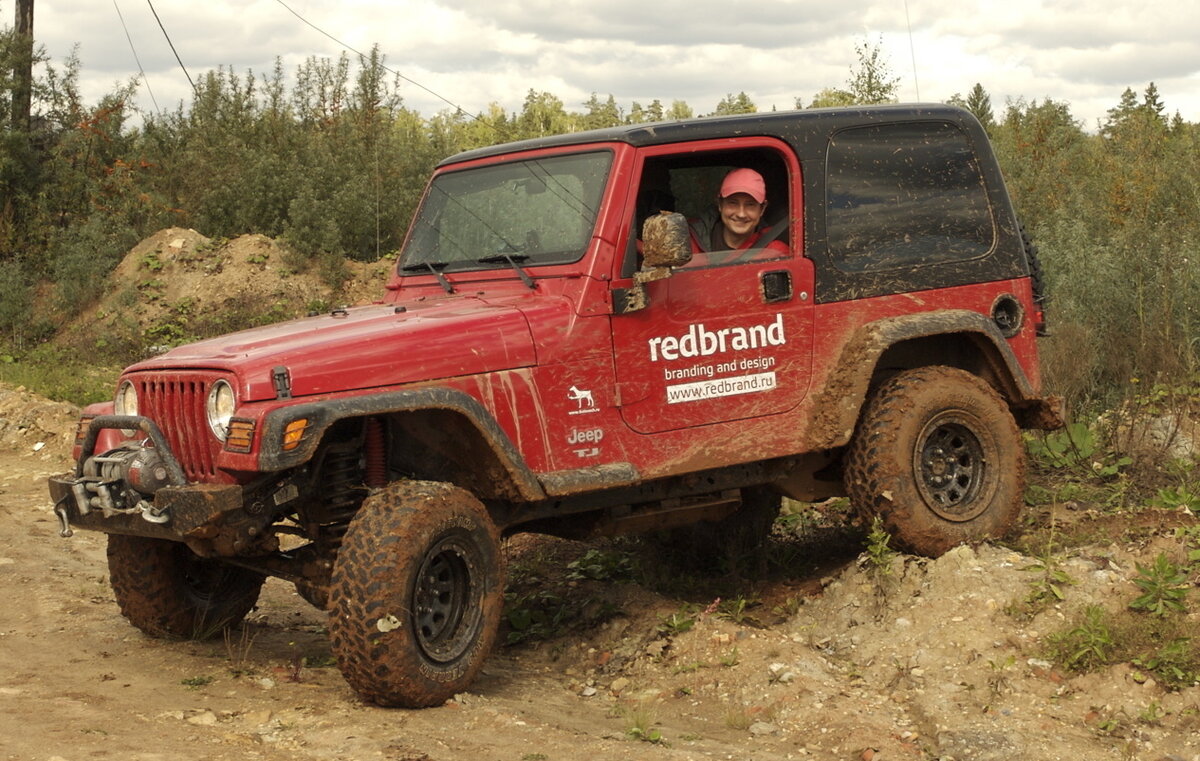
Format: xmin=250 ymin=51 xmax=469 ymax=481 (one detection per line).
xmin=689 ymin=168 xmax=788 ymax=256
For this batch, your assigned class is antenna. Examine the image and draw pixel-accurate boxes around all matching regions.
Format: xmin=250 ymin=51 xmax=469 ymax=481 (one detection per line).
xmin=903 ymin=0 xmax=921 ymax=101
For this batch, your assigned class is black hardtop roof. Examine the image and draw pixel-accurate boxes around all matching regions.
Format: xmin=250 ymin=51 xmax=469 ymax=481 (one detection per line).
xmin=439 ymin=103 xmax=978 ymax=167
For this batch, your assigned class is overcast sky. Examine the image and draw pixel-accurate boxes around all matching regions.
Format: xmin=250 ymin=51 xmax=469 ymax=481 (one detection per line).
xmin=22 ymin=0 xmax=1200 ymax=131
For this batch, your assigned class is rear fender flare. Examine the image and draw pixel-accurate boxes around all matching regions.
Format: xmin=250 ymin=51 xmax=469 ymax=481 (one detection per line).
xmin=804 ymin=310 xmax=1050 ymax=450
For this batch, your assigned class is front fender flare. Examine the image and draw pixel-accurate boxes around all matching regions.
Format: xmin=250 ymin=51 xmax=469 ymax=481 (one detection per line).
xmin=258 ymin=387 xmax=547 ymax=501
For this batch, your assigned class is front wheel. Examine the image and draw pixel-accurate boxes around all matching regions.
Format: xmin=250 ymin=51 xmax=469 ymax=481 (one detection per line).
xmin=107 ymin=535 xmax=264 ymax=638
xmin=844 ymin=366 xmax=1025 ymax=556
xmin=328 ymin=481 xmax=504 ymax=708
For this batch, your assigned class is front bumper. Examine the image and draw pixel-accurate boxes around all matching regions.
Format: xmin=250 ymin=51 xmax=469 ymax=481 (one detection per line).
xmin=48 ymin=414 xmax=244 ymax=540
xmin=48 ymin=474 xmax=243 ymax=540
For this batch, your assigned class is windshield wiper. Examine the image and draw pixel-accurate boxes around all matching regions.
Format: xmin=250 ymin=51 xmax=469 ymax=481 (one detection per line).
xmin=478 ymin=254 xmax=536 ymax=290
xmin=400 ymin=261 xmax=455 ymax=294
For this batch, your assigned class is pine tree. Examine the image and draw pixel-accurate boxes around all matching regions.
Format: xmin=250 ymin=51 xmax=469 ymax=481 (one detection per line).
xmin=965 ymin=83 xmax=995 ymax=131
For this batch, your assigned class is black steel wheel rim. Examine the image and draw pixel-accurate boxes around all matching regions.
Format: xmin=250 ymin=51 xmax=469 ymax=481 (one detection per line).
xmin=413 ymin=535 xmax=481 ymax=663
xmin=914 ymin=414 xmax=989 ymax=521
xmin=180 ymin=548 xmax=223 ymax=605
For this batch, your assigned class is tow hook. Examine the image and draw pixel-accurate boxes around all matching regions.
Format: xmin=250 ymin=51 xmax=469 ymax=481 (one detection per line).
xmin=53 ymin=498 xmax=74 ymax=538
xmin=137 ymin=500 xmax=170 ymax=524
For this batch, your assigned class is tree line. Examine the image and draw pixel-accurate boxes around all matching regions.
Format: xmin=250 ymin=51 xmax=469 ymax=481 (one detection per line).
xmin=1 ymin=30 xmax=1198 ymax=414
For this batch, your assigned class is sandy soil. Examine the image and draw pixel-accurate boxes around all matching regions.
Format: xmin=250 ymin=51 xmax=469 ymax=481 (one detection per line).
xmin=2 ymin=228 xmax=1199 ymax=760
xmin=2 ymin=398 xmax=1199 ymax=761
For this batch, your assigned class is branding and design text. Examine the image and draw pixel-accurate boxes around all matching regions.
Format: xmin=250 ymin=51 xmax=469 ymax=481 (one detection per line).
xmin=647 ymin=315 xmax=786 ymax=405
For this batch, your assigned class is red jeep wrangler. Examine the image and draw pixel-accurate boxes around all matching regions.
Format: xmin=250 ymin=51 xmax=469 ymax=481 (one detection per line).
xmin=50 ymin=104 xmax=1061 ymax=707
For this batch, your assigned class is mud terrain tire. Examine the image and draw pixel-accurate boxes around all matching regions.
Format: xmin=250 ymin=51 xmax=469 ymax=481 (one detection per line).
xmin=844 ymin=366 xmax=1024 ymax=556
xmin=107 ymin=535 xmax=264 ymax=638
xmin=328 ymin=480 xmax=504 ymax=708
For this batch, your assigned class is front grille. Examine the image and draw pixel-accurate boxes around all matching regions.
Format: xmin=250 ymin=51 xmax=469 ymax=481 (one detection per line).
xmin=132 ymin=371 xmax=228 ymax=481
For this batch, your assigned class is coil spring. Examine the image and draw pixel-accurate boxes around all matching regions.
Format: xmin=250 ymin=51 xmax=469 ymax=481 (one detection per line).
xmin=314 ymin=442 xmax=365 ymax=548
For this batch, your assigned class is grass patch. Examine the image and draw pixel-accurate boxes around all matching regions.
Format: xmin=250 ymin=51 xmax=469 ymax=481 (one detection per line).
xmin=0 ymin=350 xmax=119 ymax=406
xmin=621 ymin=702 xmax=666 ymax=745
xmin=1046 ymin=601 xmax=1200 ymax=690
xmin=501 ymin=538 xmax=626 ymax=646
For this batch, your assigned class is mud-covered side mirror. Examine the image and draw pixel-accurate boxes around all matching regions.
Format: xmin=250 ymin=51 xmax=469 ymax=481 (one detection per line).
xmin=640 ymin=211 xmax=692 ymax=268
xmin=614 ymin=212 xmax=692 ymax=315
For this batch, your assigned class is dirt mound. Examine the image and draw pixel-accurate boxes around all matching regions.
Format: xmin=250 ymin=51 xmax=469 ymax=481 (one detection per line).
xmin=0 ymin=382 xmax=78 ymax=458
xmin=55 ymin=228 xmax=394 ymax=353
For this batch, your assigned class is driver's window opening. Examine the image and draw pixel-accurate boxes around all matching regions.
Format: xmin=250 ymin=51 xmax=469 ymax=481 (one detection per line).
xmin=629 ymin=149 xmax=792 ymax=275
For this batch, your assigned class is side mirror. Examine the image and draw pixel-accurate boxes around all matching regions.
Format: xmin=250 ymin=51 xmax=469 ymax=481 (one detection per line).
xmin=640 ymin=212 xmax=692 ymax=268
xmin=614 ymin=212 xmax=692 ymax=315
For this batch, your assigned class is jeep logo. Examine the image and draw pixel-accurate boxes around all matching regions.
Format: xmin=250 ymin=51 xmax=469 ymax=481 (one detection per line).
xmin=567 ymin=427 xmax=604 ymax=445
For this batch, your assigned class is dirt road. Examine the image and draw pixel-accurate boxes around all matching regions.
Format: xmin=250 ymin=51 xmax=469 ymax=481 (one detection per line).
xmin=3 ymin=436 xmax=1199 ymax=761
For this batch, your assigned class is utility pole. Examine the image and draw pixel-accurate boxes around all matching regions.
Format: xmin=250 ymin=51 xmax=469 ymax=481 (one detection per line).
xmin=12 ymin=0 xmax=35 ymax=130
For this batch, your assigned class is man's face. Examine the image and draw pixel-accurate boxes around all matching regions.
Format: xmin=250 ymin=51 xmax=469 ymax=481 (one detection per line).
xmin=719 ymin=193 xmax=766 ymax=238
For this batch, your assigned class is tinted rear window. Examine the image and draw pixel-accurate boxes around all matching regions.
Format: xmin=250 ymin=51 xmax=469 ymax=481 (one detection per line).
xmin=826 ymin=122 xmax=994 ymax=273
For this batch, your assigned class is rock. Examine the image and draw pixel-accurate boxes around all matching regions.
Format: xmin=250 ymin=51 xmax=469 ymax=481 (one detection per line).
xmin=186 ymin=709 xmax=219 ymax=726
xmin=749 ymin=721 xmax=778 ymax=736
xmin=767 ymin=663 xmax=796 ymax=683
xmin=241 ymin=709 xmax=273 ymax=726
xmin=580 ymin=686 xmax=597 ymax=697
xmin=610 ymin=677 xmax=629 ymax=694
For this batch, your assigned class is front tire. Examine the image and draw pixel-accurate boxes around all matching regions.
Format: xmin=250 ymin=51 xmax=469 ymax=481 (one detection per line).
xmin=107 ymin=535 xmax=264 ymax=638
xmin=844 ymin=366 xmax=1025 ymax=556
xmin=328 ymin=481 xmax=504 ymax=708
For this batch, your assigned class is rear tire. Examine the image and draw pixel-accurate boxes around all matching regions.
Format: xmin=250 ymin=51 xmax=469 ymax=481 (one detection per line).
xmin=844 ymin=366 xmax=1025 ymax=556
xmin=328 ymin=481 xmax=504 ymax=708
xmin=107 ymin=535 xmax=264 ymax=638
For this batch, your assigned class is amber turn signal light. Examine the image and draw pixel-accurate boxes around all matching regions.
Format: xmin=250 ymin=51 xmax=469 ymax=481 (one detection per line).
xmin=224 ymin=418 xmax=256 ymax=453
xmin=281 ymin=418 xmax=310 ymax=451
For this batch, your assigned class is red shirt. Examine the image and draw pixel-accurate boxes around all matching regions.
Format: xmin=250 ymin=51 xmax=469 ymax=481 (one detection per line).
xmin=688 ymin=217 xmax=789 ymax=258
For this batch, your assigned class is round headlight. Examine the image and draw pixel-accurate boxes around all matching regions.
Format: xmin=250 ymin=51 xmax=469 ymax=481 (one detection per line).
xmin=114 ymin=380 xmax=139 ymax=417
xmin=206 ymin=380 xmax=237 ymax=441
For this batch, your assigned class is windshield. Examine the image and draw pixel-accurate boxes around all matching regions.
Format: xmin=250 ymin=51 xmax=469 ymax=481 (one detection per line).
xmin=400 ymin=150 xmax=613 ymax=273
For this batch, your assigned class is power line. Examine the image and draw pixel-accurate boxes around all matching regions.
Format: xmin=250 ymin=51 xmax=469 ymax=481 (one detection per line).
xmin=146 ymin=0 xmax=195 ymax=93
xmin=112 ymin=0 xmax=160 ymax=112
xmin=903 ymin=0 xmax=921 ymax=101
xmin=270 ymin=0 xmax=495 ymax=131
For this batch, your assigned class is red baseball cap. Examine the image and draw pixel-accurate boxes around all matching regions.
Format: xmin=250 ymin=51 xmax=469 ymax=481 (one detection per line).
xmin=719 ymin=168 xmax=766 ymax=204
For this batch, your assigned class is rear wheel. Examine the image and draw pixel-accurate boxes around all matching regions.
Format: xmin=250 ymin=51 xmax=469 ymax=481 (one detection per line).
xmin=328 ymin=480 xmax=504 ymax=708
xmin=844 ymin=366 xmax=1025 ymax=556
xmin=107 ymin=535 xmax=264 ymax=638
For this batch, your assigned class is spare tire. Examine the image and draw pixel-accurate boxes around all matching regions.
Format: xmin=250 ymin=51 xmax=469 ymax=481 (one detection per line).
xmin=1019 ymin=223 xmax=1048 ymax=334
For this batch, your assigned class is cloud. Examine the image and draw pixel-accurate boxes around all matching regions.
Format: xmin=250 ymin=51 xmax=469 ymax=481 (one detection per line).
xmin=446 ymin=0 xmax=875 ymax=48
xmin=28 ymin=0 xmax=1200 ymax=129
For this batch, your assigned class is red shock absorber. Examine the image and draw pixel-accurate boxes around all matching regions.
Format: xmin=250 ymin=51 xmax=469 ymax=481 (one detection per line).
xmin=363 ymin=417 xmax=387 ymax=488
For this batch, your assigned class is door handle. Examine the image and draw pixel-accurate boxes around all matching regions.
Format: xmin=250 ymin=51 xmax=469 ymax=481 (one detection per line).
xmin=761 ymin=270 xmax=792 ymax=303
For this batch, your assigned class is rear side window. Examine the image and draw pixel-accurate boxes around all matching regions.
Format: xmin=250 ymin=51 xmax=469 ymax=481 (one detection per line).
xmin=826 ymin=122 xmax=993 ymax=273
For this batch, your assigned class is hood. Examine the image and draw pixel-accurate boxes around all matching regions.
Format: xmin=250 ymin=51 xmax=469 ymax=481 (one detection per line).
xmin=127 ymin=299 xmax=536 ymax=401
